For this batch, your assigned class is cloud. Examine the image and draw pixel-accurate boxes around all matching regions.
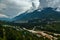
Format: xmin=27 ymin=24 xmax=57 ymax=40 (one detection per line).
xmin=0 ymin=0 xmax=39 ymax=18
xmin=31 ymin=0 xmax=40 ymax=8
xmin=39 ymin=0 xmax=60 ymax=12
xmin=47 ymin=0 xmax=60 ymax=7
xmin=0 ymin=0 xmax=32 ymax=18
xmin=39 ymin=0 xmax=48 ymax=8
xmin=0 ymin=14 xmax=8 ymax=18
xmin=0 ymin=3 xmax=7 ymax=10
xmin=0 ymin=0 xmax=60 ymax=18
xmin=39 ymin=0 xmax=60 ymax=8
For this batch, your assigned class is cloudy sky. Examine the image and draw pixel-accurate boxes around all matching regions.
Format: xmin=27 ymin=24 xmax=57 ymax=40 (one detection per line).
xmin=0 ymin=0 xmax=39 ymax=18
xmin=0 ymin=0 xmax=60 ymax=18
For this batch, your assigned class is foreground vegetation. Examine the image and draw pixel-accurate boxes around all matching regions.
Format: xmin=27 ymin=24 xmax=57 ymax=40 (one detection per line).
xmin=0 ymin=25 xmax=51 ymax=40
xmin=0 ymin=20 xmax=60 ymax=40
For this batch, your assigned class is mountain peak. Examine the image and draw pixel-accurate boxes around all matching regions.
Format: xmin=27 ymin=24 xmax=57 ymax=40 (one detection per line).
xmin=13 ymin=7 xmax=60 ymax=23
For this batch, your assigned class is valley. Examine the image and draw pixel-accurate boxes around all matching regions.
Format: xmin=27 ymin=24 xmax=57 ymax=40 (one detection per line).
xmin=0 ymin=20 xmax=60 ymax=40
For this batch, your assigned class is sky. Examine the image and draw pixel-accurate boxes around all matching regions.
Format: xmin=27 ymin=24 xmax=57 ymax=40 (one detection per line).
xmin=0 ymin=0 xmax=60 ymax=18
xmin=0 ymin=0 xmax=39 ymax=18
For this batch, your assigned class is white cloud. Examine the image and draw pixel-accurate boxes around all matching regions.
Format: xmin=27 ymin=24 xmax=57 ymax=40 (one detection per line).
xmin=0 ymin=14 xmax=8 ymax=18
xmin=44 ymin=0 xmax=60 ymax=11
xmin=0 ymin=0 xmax=40 ymax=18
xmin=0 ymin=0 xmax=33 ymax=18
xmin=39 ymin=0 xmax=60 ymax=8
xmin=0 ymin=0 xmax=60 ymax=18
xmin=47 ymin=0 xmax=60 ymax=7
xmin=56 ymin=6 xmax=60 ymax=11
xmin=32 ymin=0 xmax=40 ymax=9
xmin=9 ymin=0 xmax=32 ymax=8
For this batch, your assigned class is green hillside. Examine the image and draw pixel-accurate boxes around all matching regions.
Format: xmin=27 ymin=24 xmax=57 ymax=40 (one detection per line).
xmin=0 ymin=21 xmax=60 ymax=40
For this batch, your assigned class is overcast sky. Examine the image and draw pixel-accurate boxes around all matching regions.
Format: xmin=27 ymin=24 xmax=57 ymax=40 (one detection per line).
xmin=0 ymin=0 xmax=39 ymax=18
xmin=0 ymin=0 xmax=60 ymax=18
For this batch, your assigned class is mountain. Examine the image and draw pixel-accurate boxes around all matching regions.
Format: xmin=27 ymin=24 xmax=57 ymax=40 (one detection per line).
xmin=0 ymin=17 xmax=12 ymax=21
xmin=13 ymin=7 xmax=60 ymax=23
xmin=0 ymin=17 xmax=9 ymax=21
